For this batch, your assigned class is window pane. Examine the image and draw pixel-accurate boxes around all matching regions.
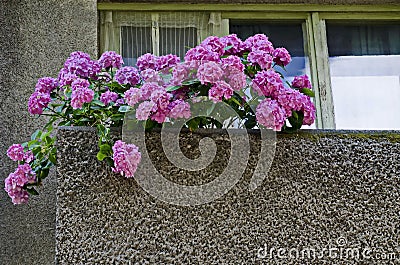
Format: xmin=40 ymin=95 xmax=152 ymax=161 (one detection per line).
xmin=327 ymin=23 xmax=400 ymax=130
xmin=159 ymin=27 xmax=197 ymax=58
xmin=230 ymin=21 xmax=309 ymax=81
xmin=121 ymin=26 xmax=152 ymax=66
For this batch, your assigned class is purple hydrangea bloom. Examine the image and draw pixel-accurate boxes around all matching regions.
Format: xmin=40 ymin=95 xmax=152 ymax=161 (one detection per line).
xmin=256 ymin=98 xmax=286 ymax=131
xmin=220 ymin=34 xmax=245 ymax=55
xmin=292 ymin=75 xmax=312 ymax=89
xmin=70 ymin=87 xmax=94 ymax=109
xmin=275 ymin=88 xmax=307 ymax=117
xmin=115 ymin=66 xmax=141 ymax=86
xmin=247 ymin=50 xmax=273 ymax=70
xmin=168 ymin=100 xmax=191 ymax=119
xmin=170 ymin=63 xmax=191 ymax=86
xmin=244 ymin=34 xmax=274 ymax=53
xmin=302 ymin=97 xmax=316 ymax=125
xmin=28 ymin=92 xmax=52 ymax=115
xmin=136 ymin=53 xmax=158 ymax=71
xmin=7 ymin=144 xmax=25 ymax=161
xmin=4 ymin=164 xmax=36 ymax=205
xmin=200 ymin=36 xmax=225 ymax=56
xmin=35 ymin=77 xmax=57 ymax=94
xmin=273 ymin=48 xmax=292 ymax=67
xmin=149 ymin=90 xmax=172 ymax=123
xmin=58 ymin=68 xmax=78 ymax=87
xmin=157 ymin=54 xmax=180 ymax=71
xmin=71 ymin=78 xmax=90 ymax=91
xmin=209 ymin=81 xmax=233 ymax=103
xmin=112 ymin=140 xmax=141 ymax=178
xmin=63 ymin=51 xmax=100 ymax=78
xmin=227 ymin=70 xmax=247 ymax=91
xmin=136 ymin=101 xmax=155 ymax=120
xmin=140 ymin=69 xmax=163 ymax=84
xmin=197 ymin=61 xmax=224 ymax=85
xmin=252 ymin=69 xmax=284 ymax=97
xmin=124 ymin=88 xmax=142 ymax=106
xmin=100 ymin=90 xmax=119 ymax=105
xmin=99 ymin=51 xmax=124 ymax=69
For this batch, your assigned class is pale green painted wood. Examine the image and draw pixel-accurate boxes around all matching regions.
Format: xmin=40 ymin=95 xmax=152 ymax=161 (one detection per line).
xmin=221 ymin=12 xmax=308 ymax=20
xmin=311 ymin=12 xmax=336 ymax=129
xmin=97 ymin=3 xmax=400 ymax=12
xmin=320 ymin=12 xmax=400 ymax=20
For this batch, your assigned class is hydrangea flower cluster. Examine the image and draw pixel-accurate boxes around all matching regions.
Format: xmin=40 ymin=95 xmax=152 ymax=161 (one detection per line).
xmin=6 ymin=34 xmax=316 ymax=205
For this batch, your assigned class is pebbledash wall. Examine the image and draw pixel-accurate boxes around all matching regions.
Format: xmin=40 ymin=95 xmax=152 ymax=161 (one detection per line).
xmin=56 ymin=127 xmax=400 ymax=264
xmin=0 ymin=0 xmax=399 ymax=264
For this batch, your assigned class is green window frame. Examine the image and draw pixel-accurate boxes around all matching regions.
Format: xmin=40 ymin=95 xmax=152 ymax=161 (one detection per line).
xmin=98 ymin=3 xmax=400 ymax=129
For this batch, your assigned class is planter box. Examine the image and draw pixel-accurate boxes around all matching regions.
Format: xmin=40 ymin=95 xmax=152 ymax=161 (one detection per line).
xmin=56 ymin=127 xmax=400 ymax=264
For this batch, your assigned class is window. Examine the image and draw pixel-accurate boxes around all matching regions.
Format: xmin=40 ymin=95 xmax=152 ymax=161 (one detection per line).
xmin=99 ymin=4 xmax=400 ymax=130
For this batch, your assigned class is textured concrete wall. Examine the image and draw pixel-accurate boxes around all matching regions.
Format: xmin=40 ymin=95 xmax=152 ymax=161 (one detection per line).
xmin=0 ymin=1 xmax=97 ymax=264
xmin=56 ymin=127 xmax=400 ymax=264
xmin=99 ymin=0 xmax=400 ymax=5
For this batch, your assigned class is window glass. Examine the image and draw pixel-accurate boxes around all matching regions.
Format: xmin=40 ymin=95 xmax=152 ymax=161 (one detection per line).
xmin=121 ymin=26 xmax=152 ymax=66
xmin=327 ymin=22 xmax=400 ymax=129
xmin=159 ymin=27 xmax=197 ymax=58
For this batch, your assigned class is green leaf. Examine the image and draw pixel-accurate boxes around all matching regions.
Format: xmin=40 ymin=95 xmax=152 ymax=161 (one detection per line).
xmin=224 ymin=45 xmax=233 ymax=51
xmin=31 ymin=130 xmax=41 ymax=141
xmin=104 ymin=157 xmax=114 ymax=167
xmin=186 ymin=118 xmax=199 ymax=131
xmin=57 ymin=120 xmax=71 ymax=127
xmin=26 ymin=188 xmax=39 ymax=196
xmin=45 ymin=136 xmax=53 ymax=145
xmin=144 ymin=119 xmax=158 ymax=131
xmin=39 ymin=167 xmax=50 ymax=180
xmin=99 ymin=144 xmax=112 ymax=155
xmin=287 ymin=111 xmax=304 ymax=131
xmin=48 ymin=152 xmax=57 ymax=165
xmin=92 ymin=100 xmax=106 ymax=107
xmin=166 ymin=85 xmax=181 ymax=92
xmin=301 ymin=88 xmax=315 ymax=97
xmin=96 ymin=151 xmax=108 ymax=161
xmin=118 ymin=105 xmax=130 ymax=113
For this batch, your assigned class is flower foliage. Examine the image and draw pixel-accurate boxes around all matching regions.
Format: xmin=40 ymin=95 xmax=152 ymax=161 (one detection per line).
xmin=4 ymin=34 xmax=316 ymax=204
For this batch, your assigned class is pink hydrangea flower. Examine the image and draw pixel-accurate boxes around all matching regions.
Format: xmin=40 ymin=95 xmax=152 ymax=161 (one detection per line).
xmin=112 ymin=140 xmax=141 ymax=178
xmin=209 ymin=81 xmax=233 ymax=103
xmin=200 ymin=36 xmax=225 ymax=56
xmin=23 ymin=150 xmax=34 ymax=163
xmin=124 ymin=88 xmax=142 ymax=106
xmin=28 ymin=92 xmax=52 ymax=115
xmin=4 ymin=164 xmax=36 ymax=205
xmin=7 ymin=144 xmax=25 ymax=161
xmin=136 ymin=53 xmax=158 ymax=71
xmin=184 ymin=46 xmax=220 ymax=67
xmin=115 ymin=66 xmax=141 ymax=86
xmin=222 ymin=55 xmax=244 ymax=73
xmin=256 ymin=98 xmax=286 ymax=131
xmin=70 ymin=87 xmax=94 ymax=109
xmin=170 ymin=63 xmax=190 ymax=86
xmin=273 ymin=47 xmax=292 ymax=67
xmin=220 ymin=34 xmax=245 ymax=55
xmin=244 ymin=34 xmax=274 ymax=53
xmin=168 ymin=100 xmax=191 ymax=119
xmin=247 ymin=50 xmax=273 ymax=70
xmin=292 ymin=75 xmax=312 ymax=89
xmin=99 ymin=51 xmax=124 ymax=69
xmin=197 ymin=62 xmax=224 ymax=84
xmin=275 ymin=88 xmax=307 ymax=117
xmin=35 ymin=77 xmax=57 ymax=94
xmin=227 ymin=70 xmax=247 ymax=91
xmin=100 ymin=90 xmax=119 ymax=105
xmin=302 ymin=97 xmax=316 ymax=125
xmin=139 ymin=82 xmax=164 ymax=101
xmin=71 ymin=78 xmax=90 ymax=91
xmin=149 ymin=90 xmax=172 ymax=123
xmin=252 ymin=69 xmax=284 ymax=97
xmin=136 ymin=101 xmax=155 ymax=120
xmin=140 ymin=69 xmax=163 ymax=84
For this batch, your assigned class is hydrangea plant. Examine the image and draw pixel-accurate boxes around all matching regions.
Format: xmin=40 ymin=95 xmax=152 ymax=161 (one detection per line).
xmin=4 ymin=34 xmax=315 ymax=204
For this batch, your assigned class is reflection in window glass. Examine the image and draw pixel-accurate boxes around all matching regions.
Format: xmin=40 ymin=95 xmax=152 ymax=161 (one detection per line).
xmin=327 ymin=23 xmax=400 ymax=130
xmin=121 ymin=26 xmax=152 ymax=66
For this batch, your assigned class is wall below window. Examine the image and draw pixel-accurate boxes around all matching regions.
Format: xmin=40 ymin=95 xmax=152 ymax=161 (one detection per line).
xmin=0 ymin=1 xmax=97 ymax=265
xmin=56 ymin=127 xmax=400 ymax=264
